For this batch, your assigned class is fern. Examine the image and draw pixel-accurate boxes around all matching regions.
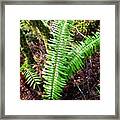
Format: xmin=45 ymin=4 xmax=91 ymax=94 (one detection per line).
xmin=68 ymin=32 xmax=100 ymax=77
xmin=42 ymin=20 xmax=100 ymax=100
xmin=20 ymin=20 xmax=44 ymax=90
xmin=42 ymin=20 xmax=74 ymax=99
xmin=24 ymin=68 xmax=42 ymax=90
xmin=20 ymin=58 xmax=42 ymax=90
xmin=43 ymin=31 xmax=100 ymax=100
xmin=20 ymin=20 xmax=100 ymax=100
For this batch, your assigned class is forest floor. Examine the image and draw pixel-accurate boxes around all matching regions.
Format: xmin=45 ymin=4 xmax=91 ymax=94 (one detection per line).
xmin=20 ymin=51 xmax=100 ymax=100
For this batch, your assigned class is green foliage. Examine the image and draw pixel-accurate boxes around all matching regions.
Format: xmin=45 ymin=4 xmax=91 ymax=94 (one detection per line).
xmin=20 ymin=20 xmax=45 ymax=90
xmin=20 ymin=20 xmax=100 ymax=100
xmin=24 ymin=68 xmax=42 ymax=90
xmin=42 ymin=20 xmax=74 ymax=99
xmin=20 ymin=20 xmax=52 ymax=52
xmin=30 ymin=20 xmax=51 ymax=40
xmin=20 ymin=25 xmax=35 ymax=64
xmin=20 ymin=58 xmax=42 ymax=90
xmin=42 ymin=20 xmax=100 ymax=100
xmin=68 ymin=32 xmax=100 ymax=77
xmin=73 ymin=20 xmax=100 ymax=39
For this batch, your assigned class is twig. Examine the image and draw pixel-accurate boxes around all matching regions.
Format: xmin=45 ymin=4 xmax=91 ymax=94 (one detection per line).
xmin=75 ymin=82 xmax=86 ymax=100
xmin=95 ymin=85 xmax=100 ymax=95
xmin=75 ymin=27 xmax=86 ymax=38
xmin=86 ymin=78 xmax=90 ymax=95
xmin=89 ymin=56 xmax=92 ymax=68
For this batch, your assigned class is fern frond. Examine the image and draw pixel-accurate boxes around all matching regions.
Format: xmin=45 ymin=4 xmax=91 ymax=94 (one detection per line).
xmin=20 ymin=58 xmax=42 ymax=90
xmin=43 ymin=20 xmax=74 ymax=100
xmin=24 ymin=68 xmax=42 ymax=90
xmin=68 ymin=32 xmax=100 ymax=77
